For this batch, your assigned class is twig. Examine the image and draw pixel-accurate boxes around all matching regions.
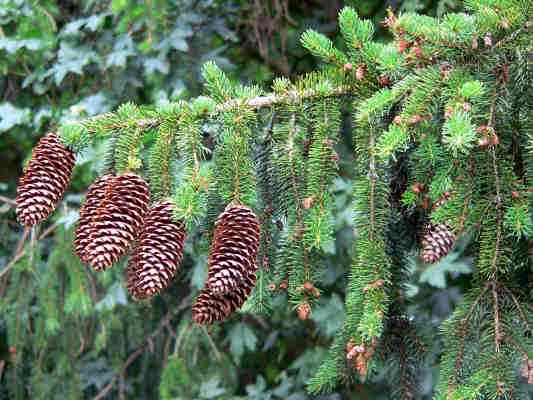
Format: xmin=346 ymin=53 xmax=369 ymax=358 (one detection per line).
xmin=500 ymin=285 xmax=531 ymax=333
xmin=81 ymin=86 xmax=352 ymax=134
xmin=452 ymin=285 xmax=489 ymax=385
xmin=490 ymin=282 xmax=501 ymax=352
xmin=93 ymin=295 xmax=192 ymax=400
xmin=0 ymin=222 xmax=60 ymax=280
xmin=0 ymin=195 xmax=16 ymax=206
xmin=201 ymin=326 xmax=222 ymax=362
xmin=0 ymin=228 xmax=29 ymax=280
xmin=487 ymin=93 xmax=503 ymax=280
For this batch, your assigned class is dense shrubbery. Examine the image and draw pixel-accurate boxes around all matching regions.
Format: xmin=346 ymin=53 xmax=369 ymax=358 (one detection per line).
xmin=1 ymin=1 xmax=530 ymax=399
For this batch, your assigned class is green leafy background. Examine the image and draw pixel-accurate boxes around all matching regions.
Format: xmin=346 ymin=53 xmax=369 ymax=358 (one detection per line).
xmin=1 ymin=0 xmax=503 ymax=399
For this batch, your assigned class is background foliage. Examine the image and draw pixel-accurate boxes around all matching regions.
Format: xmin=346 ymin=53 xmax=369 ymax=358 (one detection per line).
xmin=3 ymin=0 xmax=522 ymax=399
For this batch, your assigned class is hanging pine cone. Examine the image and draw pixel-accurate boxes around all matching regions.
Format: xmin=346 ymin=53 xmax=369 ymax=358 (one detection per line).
xmin=206 ymin=204 xmax=260 ymax=295
xmin=74 ymin=175 xmax=114 ymax=263
xmin=16 ymin=132 xmax=75 ymax=226
xmin=192 ymin=271 xmax=256 ymax=324
xmin=126 ymin=201 xmax=186 ymax=299
xmin=421 ymin=223 xmax=455 ymax=263
xmin=86 ymin=173 xmax=150 ymax=271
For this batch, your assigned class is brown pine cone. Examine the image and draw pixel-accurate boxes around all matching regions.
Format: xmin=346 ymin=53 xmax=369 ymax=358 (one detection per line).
xmin=206 ymin=204 xmax=260 ymax=295
xmin=16 ymin=132 xmax=75 ymax=226
xmin=421 ymin=223 xmax=455 ymax=263
xmin=86 ymin=173 xmax=150 ymax=271
xmin=74 ymin=175 xmax=114 ymax=263
xmin=127 ymin=201 xmax=186 ymax=299
xmin=192 ymin=271 xmax=256 ymax=324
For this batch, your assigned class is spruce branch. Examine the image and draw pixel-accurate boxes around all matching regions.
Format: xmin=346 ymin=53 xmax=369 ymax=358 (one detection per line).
xmin=76 ymin=85 xmax=352 ymax=139
xmin=490 ymin=282 xmax=502 ymax=353
xmin=487 ymin=93 xmax=503 ymax=279
xmin=500 ymin=285 xmax=531 ymax=335
xmin=452 ymin=285 xmax=489 ymax=387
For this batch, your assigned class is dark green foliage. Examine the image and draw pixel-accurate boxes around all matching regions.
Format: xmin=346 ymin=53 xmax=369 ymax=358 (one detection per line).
xmin=1 ymin=0 xmax=531 ymax=399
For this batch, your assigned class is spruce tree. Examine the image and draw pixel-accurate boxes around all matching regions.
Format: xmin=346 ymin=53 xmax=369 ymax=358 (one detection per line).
xmin=11 ymin=1 xmax=532 ymax=398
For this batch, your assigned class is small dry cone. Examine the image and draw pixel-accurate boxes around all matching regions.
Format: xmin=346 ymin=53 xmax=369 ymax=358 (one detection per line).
xmin=74 ymin=175 xmax=114 ymax=263
xmin=16 ymin=132 xmax=75 ymax=226
xmin=421 ymin=223 xmax=455 ymax=263
xmin=126 ymin=201 xmax=186 ymax=299
xmin=192 ymin=271 xmax=256 ymax=324
xmin=297 ymin=301 xmax=311 ymax=320
xmin=86 ymin=173 xmax=150 ymax=271
xmin=420 ymin=192 xmax=455 ymax=263
xmin=206 ymin=204 xmax=260 ymax=295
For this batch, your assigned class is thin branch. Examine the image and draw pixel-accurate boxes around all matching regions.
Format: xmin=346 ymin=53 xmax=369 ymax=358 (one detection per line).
xmin=201 ymin=326 xmax=222 ymax=362
xmin=500 ymin=285 xmax=531 ymax=333
xmin=0 ymin=195 xmax=16 ymax=206
xmin=368 ymin=128 xmax=377 ymax=242
xmin=0 ymin=222 xmax=60 ymax=280
xmin=452 ymin=285 xmax=489 ymax=384
xmin=493 ymin=21 xmax=531 ymax=49
xmin=488 ymin=93 xmax=503 ymax=279
xmin=93 ymin=295 xmax=192 ymax=400
xmin=490 ymin=282 xmax=501 ymax=352
xmin=81 ymin=86 xmax=352 ymax=134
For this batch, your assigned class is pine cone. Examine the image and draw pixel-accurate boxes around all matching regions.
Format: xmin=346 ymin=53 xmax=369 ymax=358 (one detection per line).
xmin=16 ymin=132 xmax=75 ymax=226
xmin=127 ymin=201 xmax=186 ymax=299
xmin=74 ymin=175 xmax=114 ymax=262
xmin=206 ymin=204 xmax=260 ymax=295
xmin=86 ymin=173 xmax=150 ymax=271
xmin=421 ymin=223 xmax=455 ymax=263
xmin=192 ymin=271 xmax=256 ymax=324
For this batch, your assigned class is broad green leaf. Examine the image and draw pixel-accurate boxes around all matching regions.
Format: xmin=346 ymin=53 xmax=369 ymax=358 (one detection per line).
xmin=419 ymin=252 xmax=472 ymax=288
xmin=0 ymin=37 xmax=42 ymax=53
xmin=95 ymin=282 xmax=127 ymax=311
xmin=52 ymin=42 xmax=99 ymax=85
xmin=199 ymin=377 xmax=226 ymax=399
xmin=144 ymin=57 xmax=170 ymax=76
xmin=310 ymin=294 xmax=345 ymax=338
xmin=228 ymin=322 xmax=258 ymax=362
xmin=0 ymin=102 xmax=31 ymax=132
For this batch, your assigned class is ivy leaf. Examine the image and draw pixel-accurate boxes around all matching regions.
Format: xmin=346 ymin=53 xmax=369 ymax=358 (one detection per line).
xmin=419 ymin=252 xmax=472 ymax=288
xmin=33 ymin=107 xmax=53 ymax=128
xmin=61 ymin=19 xmax=87 ymax=36
xmin=155 ymin=25 xmax=192 ymax=54
xmin=57 ymin=209 xmax=79 ymax=229
xmin=245 ymin=375 xmax=270 ymax=399
xmin=52 ymin=43 xmax=99 ymax=85
xmin=228 ymin=322 xmax=258 ymax=362
xmin=310 ymin=294 xmax=345 ymax=338
xmin=95 ymin=282 xmax=128 ymax=311
xmin=0 ymin=102 xmax=31 ymax=132
xmin=0 ymin=37 xmax=43 ymax=53
xmin=105 ymin=35 xmax=135 ymax=68
xmin=190 ymin=254 xmax=208 ymax=290
xmin=144 ymin=57 xmax=170 ymax=76
xmin=199 ymin=377 xmax=226 ymax=399
xmin=85 ymin=14 xmax=108 ymax=31
xmin=71 ymin=93 xmax=112 ymax=116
